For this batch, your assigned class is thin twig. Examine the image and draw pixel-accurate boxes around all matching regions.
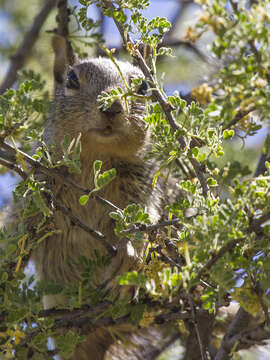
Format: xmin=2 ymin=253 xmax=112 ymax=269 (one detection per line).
xmin=158 ymin=248 xmax=183 ymax=270
xmin=38 ymin=301 xmax=112 ymax=319
xmin=95 ymin=194 xmax=122 ymax=212
xmin=121 ymin=218 xmax=182 ymax=234
xmin=189 ymin=157 xmax=209 ymax=198
xmin=0 ymin=0 xmax=57 ymax=94
xmin=54 ymin=199 xmax=117 ymax=256
xmin=148 ymin=245 xmax=182 ymax=270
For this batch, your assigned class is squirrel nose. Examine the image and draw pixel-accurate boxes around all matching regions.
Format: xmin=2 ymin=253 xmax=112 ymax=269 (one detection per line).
xmin=102 ymin=99 xmax=123 ymax=115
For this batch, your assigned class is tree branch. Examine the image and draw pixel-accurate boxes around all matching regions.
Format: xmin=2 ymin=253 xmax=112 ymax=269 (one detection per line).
xmin=222 ymin=107 xmax=256 ymax=131
xmin=20 ymin=302 xmax=192 ymax=352
xmin=197 ymin=238 xmax=244 ymax=279
xmin=252 ymin=277 xmax=270 ymax=326
xmin=184 ymin=305 xmax=215 ymax=360
xmin=0 ymin=157 xmax=27 ymax=180
xmin=0 ymin=0 xmax=57 ymax=95
xmin=214 ymin=310 xmax=270 ymax=360
xmin=148 ymin=245 xmax=183 ymax=270
xmin=255 ymin=153 xmax=269 ymax=177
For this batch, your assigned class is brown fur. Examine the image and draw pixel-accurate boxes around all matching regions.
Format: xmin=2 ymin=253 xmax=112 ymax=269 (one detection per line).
xmin=32 ymin=57 xmax=168 ymax=359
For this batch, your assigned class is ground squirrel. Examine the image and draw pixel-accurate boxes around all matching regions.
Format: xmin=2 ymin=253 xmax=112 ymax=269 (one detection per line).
xmin=31 ymin=40 xmax=170 ymax=360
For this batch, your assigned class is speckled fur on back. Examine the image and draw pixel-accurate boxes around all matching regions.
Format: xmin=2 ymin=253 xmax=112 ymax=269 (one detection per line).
xmin=32 ymin=57 xmax=166 ymax=359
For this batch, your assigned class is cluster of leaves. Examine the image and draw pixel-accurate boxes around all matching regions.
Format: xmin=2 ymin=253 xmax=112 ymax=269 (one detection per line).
xmin=71 ymin=3 xmax=104 ymax=54
xmin=110 ymin=203 xmax=150 ymax=238
xmin=79 ymin=160 xmax=116 ymax=205
xmin=188 ymin=0 xmax=270 ymax=132
xmin=0 ymin=70 xmax=49 ymax=151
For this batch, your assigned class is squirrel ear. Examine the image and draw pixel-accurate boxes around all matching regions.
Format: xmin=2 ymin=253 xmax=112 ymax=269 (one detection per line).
xmin=51 ymin=35 xmax=77 ymax=84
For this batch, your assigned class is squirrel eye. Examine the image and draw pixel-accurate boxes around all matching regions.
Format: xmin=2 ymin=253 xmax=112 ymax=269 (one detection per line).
xmin=66 ymin=70 xmax=80 ymax=90
xmin=137 ymin=81 xmax=148 ymax=95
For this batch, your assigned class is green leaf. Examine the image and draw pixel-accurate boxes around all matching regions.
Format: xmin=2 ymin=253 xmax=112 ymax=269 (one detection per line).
xmin=118 ymin=271 xmax=146 ymax=286
xmin=157 ymin=47 xmax=173 ymax=57
xmin=197 ymin=153 xmax=206 ymax=162
xmin=61 ymin=134 xmax=71 ymax=151
xmin=96 ymin=168 xmax=116 ymax=188
xmin=223 ymin=129 xmax=235 ymax=140
xmin=79 ymin=195 xmax=89 ymax=205
xmin=207 ymin=177 xmax=217 ymax=186
xmin=93 ymin=160 xmax=102 ymax=175
xmin=109 ymin=211 xmax=124 ymax=221
xmin=191 ymin=147 xmax=199 ymax=158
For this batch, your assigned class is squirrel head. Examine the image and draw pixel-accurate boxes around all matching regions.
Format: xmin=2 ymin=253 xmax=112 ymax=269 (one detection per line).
xmin=46 ymin=55 xmax=149 ymax=160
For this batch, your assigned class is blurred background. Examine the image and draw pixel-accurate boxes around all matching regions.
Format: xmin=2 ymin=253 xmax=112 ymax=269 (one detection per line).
xmin=0 ymin=0 xmax=267 ymax=358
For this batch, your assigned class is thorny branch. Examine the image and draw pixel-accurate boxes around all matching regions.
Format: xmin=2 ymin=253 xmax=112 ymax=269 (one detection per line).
xmin=98 ymin=38 xmax=212 ymax=65
xmin=0 ymin=0 xmax=57 ymax=95
xmin=0 ymin=296 xmax=191 ymax=323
